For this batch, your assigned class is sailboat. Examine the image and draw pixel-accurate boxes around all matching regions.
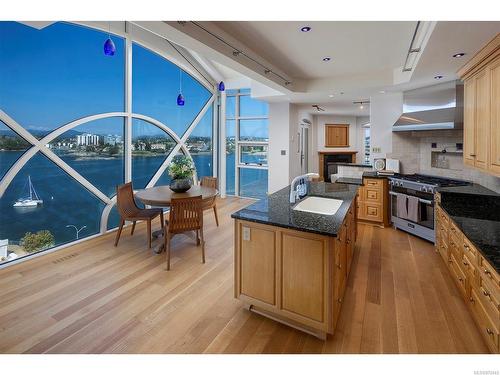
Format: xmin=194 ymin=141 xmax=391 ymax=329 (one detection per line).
xmin=13 ymin=176 xmax=43 ymax=207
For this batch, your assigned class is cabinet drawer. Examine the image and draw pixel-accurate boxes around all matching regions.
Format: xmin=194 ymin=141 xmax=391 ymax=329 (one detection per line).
xmin=360 ymin=202 xmax=383 ymax=222
xmin=364 ymin=178 xmax=383 ymax=190
xmin=476 ymin=279 xmax=500 ymax=327
xmin=479 ymin=256 xmax=500 ymax=294
xmin=437 ymin=242 xmax=450 ymax=264
xmin=436 ymin=206 xmax=450 ymax=226
xmin=449 ymin=234 xmax=462 ymax=261
xmin=364 ymin=188 xmax=381 ymax=202
xmin=463 ymin=237 xmax=478 ymax=266
xmin=459 ymin=253 xmax=475 ymax=279
xmin=449 ymin=221 xmax=462 ymax=242
xmin=450 ymin=254 xmax=468 ymax=298
xmin=470 ymin=288 xmax=499 ymax=353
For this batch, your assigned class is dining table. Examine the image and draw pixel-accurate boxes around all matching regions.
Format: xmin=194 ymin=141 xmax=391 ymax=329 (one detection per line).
xmin=135 ymin=184 xmax=218 ymax=253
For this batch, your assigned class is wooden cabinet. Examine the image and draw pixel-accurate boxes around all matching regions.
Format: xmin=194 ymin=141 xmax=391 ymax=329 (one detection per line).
xmin=234 ymin=199 xmax=357 ymax=339
xmin=357 ymin=177 xmax=389 ymax=226
xmin=325 ymin=124 xmax=349 ymax=147
xmin=458 ymin=33 xmax=500 ymax=176
xmin=435 ymin=205 xmax=500 ymax=353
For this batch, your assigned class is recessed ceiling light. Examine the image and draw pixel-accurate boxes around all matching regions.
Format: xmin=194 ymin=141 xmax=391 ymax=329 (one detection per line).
xmin=379 ymin=90 xmax=385 ymax=94
xmin=452 ymin=52 xmax=466 ymax=58
xmin=434 ymin=75 xmax=444 ymax=80
xmin=329 ymin=94 xmax=334 ymax=98
xmin=323 ymin=57 xmax=331 ymax=62
xmin=300 ymin=26 xmax=311 ymax=32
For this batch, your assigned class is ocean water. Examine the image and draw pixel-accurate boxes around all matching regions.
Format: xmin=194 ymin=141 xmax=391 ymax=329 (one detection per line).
xmin=0 ymin=151 xmax=267 ymax=256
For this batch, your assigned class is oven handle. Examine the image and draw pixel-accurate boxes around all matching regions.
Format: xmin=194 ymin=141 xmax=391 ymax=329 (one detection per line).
xmin=389 ymin=191 xmax=433 ymax=205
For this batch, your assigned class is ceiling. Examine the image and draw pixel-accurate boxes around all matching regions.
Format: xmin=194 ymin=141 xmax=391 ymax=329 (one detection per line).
xmin=174 ymin=21 xmax=499 ymax=116
xmin=214 ymin=21 xmax=417 ymax=80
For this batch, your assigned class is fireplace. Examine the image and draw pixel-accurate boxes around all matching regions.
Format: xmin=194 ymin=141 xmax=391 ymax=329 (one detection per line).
xmin=318 ymin=152 xmax=357 ymax=182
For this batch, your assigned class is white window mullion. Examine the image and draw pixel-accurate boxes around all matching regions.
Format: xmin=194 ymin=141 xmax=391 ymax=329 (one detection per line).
xmin=124 ymin=34 xmax=133 ymax=183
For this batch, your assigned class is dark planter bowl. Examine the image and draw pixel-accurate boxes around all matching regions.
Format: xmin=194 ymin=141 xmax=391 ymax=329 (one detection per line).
xmin=170 ymin=177 xmax=192 ymax=193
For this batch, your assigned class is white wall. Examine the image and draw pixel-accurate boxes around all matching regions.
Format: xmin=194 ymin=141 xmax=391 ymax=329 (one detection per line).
xmin=369 ymin=92 xmax=403 ymax=162
xmin=268 ymin=102 xmax=291 ymax=193
xmin=310 ymin=114 xmax=367 ymax=173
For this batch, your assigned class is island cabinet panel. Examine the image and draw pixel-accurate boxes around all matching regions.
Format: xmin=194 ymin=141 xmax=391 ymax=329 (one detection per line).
xmin=234 ymin=199 xmax=356 ymax=339
xmin=238 ymin=223 xmax=277 ymax=306
xmin=357 ymin=177 xmax=389 ymax=227
xmin=281 ymin=233 xmax=327 ymax=323
xmin=435 ymin=204 xmax=500 ymax=353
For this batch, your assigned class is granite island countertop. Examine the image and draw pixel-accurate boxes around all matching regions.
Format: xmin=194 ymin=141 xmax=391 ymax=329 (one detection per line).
xmin=438 ymin=185 xmax=500 ymax=272
xmin=231 ymin=182 xmax=359 ymax=237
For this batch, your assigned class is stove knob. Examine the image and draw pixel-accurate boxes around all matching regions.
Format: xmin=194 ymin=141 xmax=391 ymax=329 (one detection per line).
xmin=422 ymin=186 xmax=427 ymax=192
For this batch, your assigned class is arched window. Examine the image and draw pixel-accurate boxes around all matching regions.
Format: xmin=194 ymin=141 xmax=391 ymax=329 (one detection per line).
xmin=0 ymin=21 xmax=215 ymax=266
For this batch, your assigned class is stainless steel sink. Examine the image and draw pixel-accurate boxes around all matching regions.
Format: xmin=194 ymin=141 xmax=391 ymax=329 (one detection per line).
xmin=292 ymin=196 xmax=343 ymax=215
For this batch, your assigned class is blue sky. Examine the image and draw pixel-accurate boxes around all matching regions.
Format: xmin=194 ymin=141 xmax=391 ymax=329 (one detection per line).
xmin=0 ymin=21 xmax=268 ymax=140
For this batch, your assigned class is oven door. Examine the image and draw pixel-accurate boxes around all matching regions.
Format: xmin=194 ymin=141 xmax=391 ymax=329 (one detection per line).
xmin=389 ymin=186 xmax=435 ymax=242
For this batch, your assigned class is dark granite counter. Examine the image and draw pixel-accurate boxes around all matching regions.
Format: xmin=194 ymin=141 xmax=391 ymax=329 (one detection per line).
xmin=231 ymin=182 xmax=359 ymax=237
xmin=439 ymin=186 xmax=500 ymax=272
xmin=335 ymin=177 xmax=363 ymax=185
xmin=362 ymin=171 xmax=390 ymax=180
xmin=334 ymin=163 xmax=373 ymax=168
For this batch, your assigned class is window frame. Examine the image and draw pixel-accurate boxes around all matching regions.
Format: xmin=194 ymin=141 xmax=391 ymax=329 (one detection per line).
xmin=225 ymin=90 xmax=269 ymax=197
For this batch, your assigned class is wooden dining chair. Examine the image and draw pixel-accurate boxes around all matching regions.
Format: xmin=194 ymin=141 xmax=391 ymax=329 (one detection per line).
xmin=115 ymin=182 xmax=164 ymax=249
xmin=200 ymin=176 xmax=219 ymax=226
xmin=164 ymin=195 xmax=204 ymax=270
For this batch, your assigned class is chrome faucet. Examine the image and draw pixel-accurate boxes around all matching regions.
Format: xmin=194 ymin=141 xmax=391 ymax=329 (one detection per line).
xmin=289 ymin=173 xmax=319 ymax=204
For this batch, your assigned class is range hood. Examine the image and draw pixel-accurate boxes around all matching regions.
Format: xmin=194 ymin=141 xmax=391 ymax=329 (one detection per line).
xmin=393 ymin=81 xmax=464 ymax=132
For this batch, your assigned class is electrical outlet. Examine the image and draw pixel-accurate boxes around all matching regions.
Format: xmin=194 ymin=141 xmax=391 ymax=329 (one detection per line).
xmin=372 ymin=146 xmax=382 ymax=153
xmin=242 ymin=227 xmax=251 ymax=241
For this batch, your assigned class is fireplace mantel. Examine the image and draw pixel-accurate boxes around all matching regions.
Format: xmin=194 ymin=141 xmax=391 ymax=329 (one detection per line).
xmin=318 ymin=151 xmax=358 ymax=181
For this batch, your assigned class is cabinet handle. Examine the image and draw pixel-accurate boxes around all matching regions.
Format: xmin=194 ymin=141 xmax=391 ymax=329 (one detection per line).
xmin=469 ymin=296 xmax=475 ymax=303
xmin=482 ymin=288 xmax=492 ymax=300
xmin=458 ymin=277 xmax=463 ymax=282
xmin=486 ymin=328 xmax=494 ymax=335
xmin=337 ymin=264 xmax=342 ymax=269
xmin=338 ymin=298 xmax=342 ymax=303
xmin=470 ymin=154 xmax=476 ymax=157
xmin=483 ymin=269 xmax=492 ymax=278
xmin=463 ymin=261 xmax=468 ymax=266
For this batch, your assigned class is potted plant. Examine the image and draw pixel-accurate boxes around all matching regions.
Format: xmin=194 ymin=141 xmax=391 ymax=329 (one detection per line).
xmin=168 ymin=155 xmax=195 ymax=193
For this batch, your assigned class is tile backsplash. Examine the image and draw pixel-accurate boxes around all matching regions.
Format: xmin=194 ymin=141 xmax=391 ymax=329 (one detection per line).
xmin=388 ymin=130 xmax=500 ymax=193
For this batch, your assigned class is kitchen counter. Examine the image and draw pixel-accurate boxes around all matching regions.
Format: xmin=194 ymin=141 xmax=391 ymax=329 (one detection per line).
xmin=438 ymin=186 xmax=500 ymax=272
xmin=362 ymin=171 xmax=390 ymax=180
xmin=335 ymin=177 xmax=363 ymax=185
xmin=231 ymin=182 xmax=359 ymax=237
xmin=334 ymin=162 xmax=373 ymax=168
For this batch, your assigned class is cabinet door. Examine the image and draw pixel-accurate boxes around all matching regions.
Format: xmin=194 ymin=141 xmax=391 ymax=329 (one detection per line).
xmin=325 ymin=124 xmax=349 ymax=147
xmin=464 ymin=78 xmax=476 ymax=166
xmin=489 ymin=58 xmax=500 ymax=175
xmin=240 ymin=225 xmax=277 ymax=306
xmin=474 ymin=70 xmax=490 ymax=170
xmin=281 ymin=233 xmax=327 ymax=322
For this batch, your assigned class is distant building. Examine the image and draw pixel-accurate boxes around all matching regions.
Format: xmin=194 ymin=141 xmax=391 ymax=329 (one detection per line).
xmin=77 ymin=133 xmax=100 ymax=146
xmin=151 ymin=143 xmax=167 ymax=151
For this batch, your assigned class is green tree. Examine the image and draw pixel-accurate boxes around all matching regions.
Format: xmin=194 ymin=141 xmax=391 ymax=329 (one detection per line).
xmin=20 ymin=230 xmax=55 ymax=253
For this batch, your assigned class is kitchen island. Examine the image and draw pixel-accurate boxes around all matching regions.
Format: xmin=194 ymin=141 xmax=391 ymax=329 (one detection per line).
xmin=231 ymin=182 xmax=358 ymax=339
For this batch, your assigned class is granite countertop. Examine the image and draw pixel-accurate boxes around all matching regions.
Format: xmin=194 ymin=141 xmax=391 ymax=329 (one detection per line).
xmin=335 ymin=177 xmax=363 ymax=186
xmin=439 ymin=186 xmax=500 ymax=272
xmin=334 ymin=163 xmax=373 ymax=168
xmin=231 ymin=182 xmax=359 ymax=237
xmin=362 ymin=171 xmax=390 ymax=179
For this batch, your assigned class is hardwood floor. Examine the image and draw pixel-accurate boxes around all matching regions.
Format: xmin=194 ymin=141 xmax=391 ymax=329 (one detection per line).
xmin=0 ymin=197 xmax=488 ymax=353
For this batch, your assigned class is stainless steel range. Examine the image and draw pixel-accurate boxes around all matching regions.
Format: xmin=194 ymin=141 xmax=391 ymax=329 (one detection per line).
xmin=388 ymin=174 xmax=470 ymax=243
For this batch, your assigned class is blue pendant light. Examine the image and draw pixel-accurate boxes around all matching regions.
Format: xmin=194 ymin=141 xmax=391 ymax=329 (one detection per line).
xmin=218 ymin=81 xmax=225 ymax=92
xmin=177 ymin=69 xmax=185 ymax=106
xmin=103 ymin=22 xmax=116 ymax=56
xmin=104 ymin=38 xmax=116 ymax=56
xmin=177 ymin=93 xmax=185 ymax=106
